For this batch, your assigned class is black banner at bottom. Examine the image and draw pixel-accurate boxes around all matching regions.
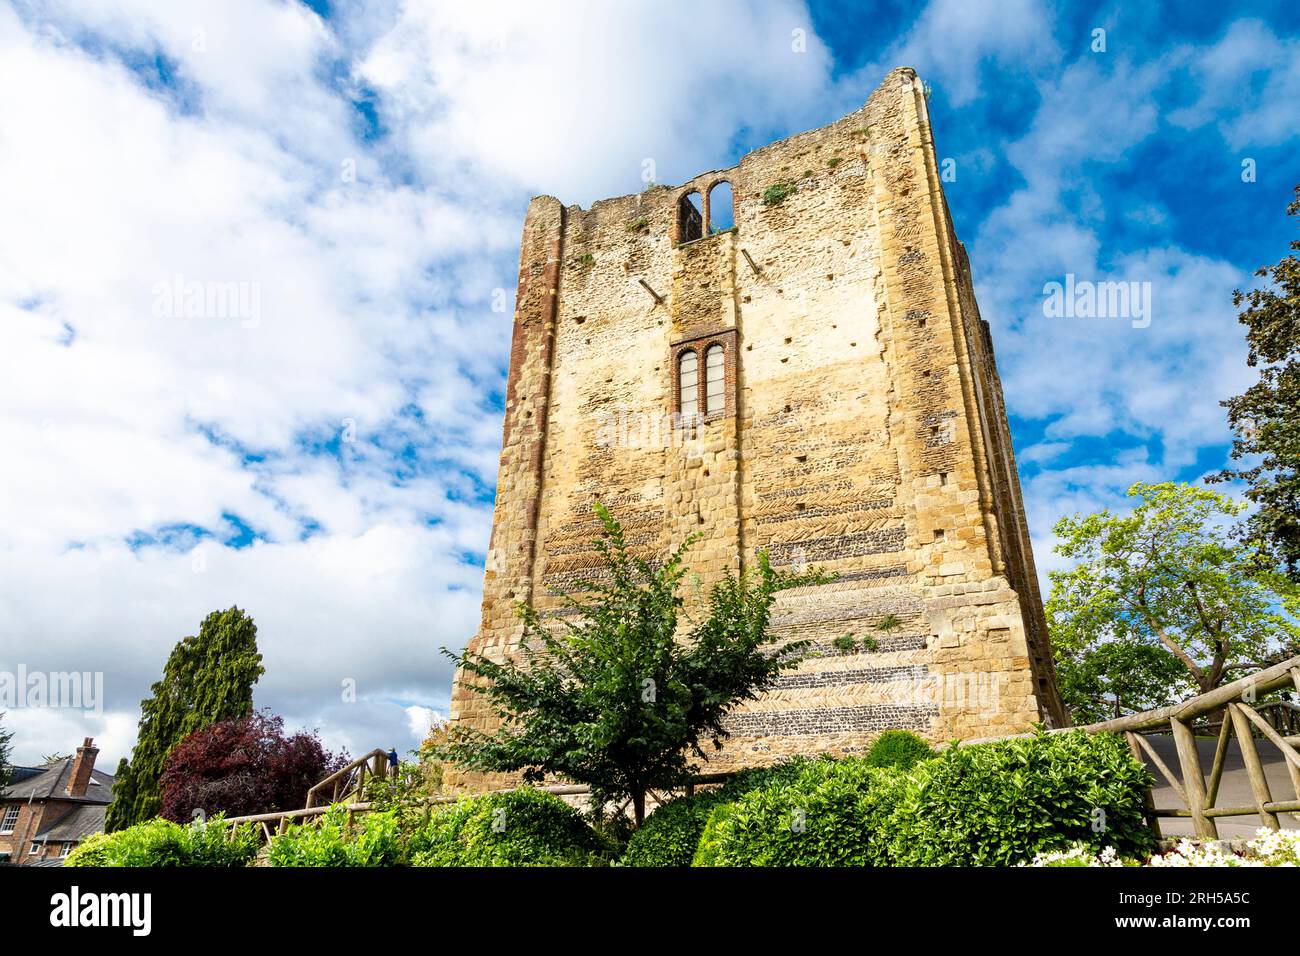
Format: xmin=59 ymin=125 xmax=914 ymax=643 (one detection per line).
xmin=2 ymin=865 xmax=1292 ymax=942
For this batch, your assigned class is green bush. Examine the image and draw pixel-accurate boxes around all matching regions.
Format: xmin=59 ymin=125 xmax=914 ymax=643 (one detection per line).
xmin=621 ymin=790 xmax=727 ymax=867
xmin=715 ymin=756 xmax=822 ymax=799
xmin=411 ymin=787 xmax=603 ymax=867
xmin=863 ymin=730 xmax=934 ymax=770
xmin=621 ymin=757 xmax=824 ymax=867
xmin=888 ymin=730 xmax=1157 ymax=866
xmin=761 ymin=181 xmax=795 ymax=206
xmin=691 ymin=801 xmax=737 ymax=867
xmin=65 ymin=815 xmax=258 ymax=867
xmin=693 ymin=759 xmax=904 ymax=866
xmin=267 ymin=805 xmax=404 ymax=867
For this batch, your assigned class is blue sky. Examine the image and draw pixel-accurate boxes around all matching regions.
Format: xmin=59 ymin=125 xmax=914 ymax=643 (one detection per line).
xmin=0 ymin=0 xmax=1296 ymax=765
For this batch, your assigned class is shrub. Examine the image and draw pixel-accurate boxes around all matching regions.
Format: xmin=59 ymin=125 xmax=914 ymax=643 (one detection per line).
xmin=691 ymin=800 xmax=736 ymax=867
xmin=267 ymin=805 xmax=404 ymax=867
xmin=621 ymin=791 xmax=727 ymax=867
xmin=158 ymin=709 xmax=347 ymax=823
xmin=888 ymin=730 xmax=1157 ymax=866
xmin=694 ymin=759 xmax=905 ymax=866
xmin=832 ymin=634 xmax=857 ymax=653
xmin=621 ymin=757 xmax=819 ymax=867
xmin=761 ymin=182 xmax=795 ymax=206
xmin=863 ymin=730 xmax=933 ymax=770
xmin=65 ymin=815 xmax=258 ymax=867
xmin=715 ymin=756 xmax=821 ymax=800
xmin=411 ymin=787 xmax=603 ymax=867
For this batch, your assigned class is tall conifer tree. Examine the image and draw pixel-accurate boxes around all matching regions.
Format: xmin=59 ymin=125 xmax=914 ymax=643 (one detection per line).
xmin=106 ymin=607 xmax=264 ymax=830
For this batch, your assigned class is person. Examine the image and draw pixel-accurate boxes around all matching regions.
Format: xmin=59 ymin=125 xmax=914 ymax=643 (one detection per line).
xmin=386 ymin=747 xmax=399 ymax=778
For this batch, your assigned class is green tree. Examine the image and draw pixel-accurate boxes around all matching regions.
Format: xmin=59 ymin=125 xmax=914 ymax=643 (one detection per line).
xmin=1210 ymin=184 xmax=1300 ymax=580
xmin=1047 ymin=483 xmax=1300 ymax=709
xmin=438 ymin=504 xmax=825 ymax=826
xmin=0 ymin=713 xmax=13 ymax=792
xmin=1053 ymin=641 xmax=1192 ymax=724
xmin=105 ymin=607 xmax=264 ymax=831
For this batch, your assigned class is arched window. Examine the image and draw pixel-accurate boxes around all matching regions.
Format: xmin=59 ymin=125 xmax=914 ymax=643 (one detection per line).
xmin=705 ymin=344 xmax=725 ymax=414
xmin=708 ymin=181 xmax=734 ymax=233
xmin=678 ymin=349 xmax=699 ymax=417
xmin=678 ymin=192 xmax=703 ymax=243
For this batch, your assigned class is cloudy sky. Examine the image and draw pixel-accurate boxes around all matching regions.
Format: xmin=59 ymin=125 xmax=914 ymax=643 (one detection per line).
xmin=1 ymin=0 xmax=1296 ymax=766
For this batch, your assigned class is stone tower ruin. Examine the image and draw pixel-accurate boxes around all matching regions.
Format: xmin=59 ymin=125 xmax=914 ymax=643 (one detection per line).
xmin=450 ymin=68 xmax=1068 ymax=775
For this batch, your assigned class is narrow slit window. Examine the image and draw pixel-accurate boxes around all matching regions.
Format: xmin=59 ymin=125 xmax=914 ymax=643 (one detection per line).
xmin=679 ymin=350 xmax=699 ymax=417
xmin=705 ymin=344 xmax=725 ymax=414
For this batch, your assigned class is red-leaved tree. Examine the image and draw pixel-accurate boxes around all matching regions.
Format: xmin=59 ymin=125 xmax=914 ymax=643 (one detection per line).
xmin=158 ymin=710 xmax=347 ymax=822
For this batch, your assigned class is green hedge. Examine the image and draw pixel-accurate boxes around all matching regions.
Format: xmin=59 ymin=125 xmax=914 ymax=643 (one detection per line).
xmin=694 ymin=759 xmax=905 ymax=866
xmin=65 ymin=816 xmax=258 ymax=867
xmin=621 ymin=791 xmax=727 ymax=867
xmin=267 ymin=805 xmax=404 ymax=867
xmin=84 ymin=731 xmax=1153 ymax=868
xmin=689 ymin=731 xmax=1154 ymax=867
xmin=621 ymin=757 xmax=821 ymax=867
xmin=888 ymin=730 xmax=1158 ymax=866
xmin=863 ymin=730 xmax=933 ymax=770
xmin=411 ymin=787 xmax=604 ymax=867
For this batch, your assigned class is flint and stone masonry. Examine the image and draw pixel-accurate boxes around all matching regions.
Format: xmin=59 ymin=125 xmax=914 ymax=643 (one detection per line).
xmin=449 ymin=69 xmax=1068 ymax=786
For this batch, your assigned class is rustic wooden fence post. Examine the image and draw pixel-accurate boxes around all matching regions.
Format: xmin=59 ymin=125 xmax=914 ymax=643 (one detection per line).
xmin=1169 ymin=717 xmax=1217 ymax=839
xmin=1227 ymin=703 xmax=1280 ymax=831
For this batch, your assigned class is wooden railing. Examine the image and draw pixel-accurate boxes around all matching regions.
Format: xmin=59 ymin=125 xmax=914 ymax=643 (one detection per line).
xmin=304 ymin=749 xmax=390 ymax=810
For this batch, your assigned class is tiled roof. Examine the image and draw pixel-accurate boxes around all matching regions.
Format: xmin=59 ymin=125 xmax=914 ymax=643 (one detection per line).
xmin=1 ymin=758 xmax=115 ymax=805
xmin=35 ymin=804 xmax=106 ymax=842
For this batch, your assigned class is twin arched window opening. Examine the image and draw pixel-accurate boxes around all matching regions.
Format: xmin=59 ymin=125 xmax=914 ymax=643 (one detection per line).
xmin=677 ymin=181 xmax=734 ymax=243
xmin=678 ymin=343 xmax=726 ymax=418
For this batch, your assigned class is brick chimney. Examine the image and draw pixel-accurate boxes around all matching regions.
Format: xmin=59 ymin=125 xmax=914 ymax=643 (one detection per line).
xmin=66 ymin=737 xmax=98 ymax=797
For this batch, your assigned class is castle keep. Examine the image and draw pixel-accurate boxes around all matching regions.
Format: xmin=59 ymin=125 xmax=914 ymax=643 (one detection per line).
xmin=451 ymin=69 xmax=1068 ymax=772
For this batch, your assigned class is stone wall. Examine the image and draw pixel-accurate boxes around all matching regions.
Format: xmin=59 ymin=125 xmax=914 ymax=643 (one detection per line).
xmin=449 ymin=68 xmax=1067 ymax=787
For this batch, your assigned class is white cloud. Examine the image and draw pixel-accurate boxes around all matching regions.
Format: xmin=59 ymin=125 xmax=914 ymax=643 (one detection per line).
xmin=848 ymin=0 xmax=1060 ymax=106
xmin=1167 ymin=19 xmax=1300 ymax=149
xmin=404 ymin=705 xmax=442 ymax=740
xmin=0 ymin=2 xmax=510 ymax=763
xmin=357 ymin=0 xmax=837 ymax=205
xmin=0 ymin=0 xmax=851 ymax=766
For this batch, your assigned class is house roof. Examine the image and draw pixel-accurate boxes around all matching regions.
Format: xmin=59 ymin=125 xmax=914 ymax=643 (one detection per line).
xmin=35 ymin=804 xmax=106 ymax=842
xmin=2 ymin=757 xmax=115 ymax=805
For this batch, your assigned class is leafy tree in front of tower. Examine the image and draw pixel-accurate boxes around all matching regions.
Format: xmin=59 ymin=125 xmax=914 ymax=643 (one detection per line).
xmin=1046 ymin=482 xmax=1300 ymax=720
xmin=437 ymin=504 xmax=827 ymax=827
xmin=105 ymin=607 xmax=264 ymax=831
xmin=1209 ymin=183 xmax=1300 ymax=582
